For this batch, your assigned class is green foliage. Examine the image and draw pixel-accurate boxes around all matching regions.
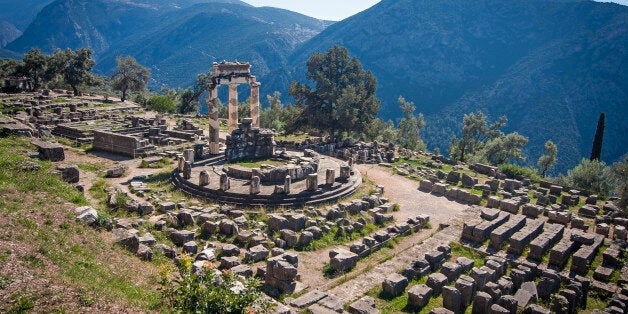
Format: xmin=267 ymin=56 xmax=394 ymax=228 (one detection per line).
xmin=449 ymin=111 xmax=528 ymax=166
xmin=259 ymin=91 xmax=303 ymax=133
xmin=50 ymin=48 xmax=99 ymax=95
xmin=611 ymin=155 xmax=628 ymax=212
xmin=160 ymin=255 xmax=272 ymax=313
xmin=565 ymin=158 xmax=613 ymax=197
xmin=396 ymin=96 xmax=426 ymax=151
xmin=7 ymin=296 xmax=34 ymax=314
xmin=110 ymin=55 xmax=150 ymax=102
xmin=290 ymin=45 xmax=380 ymax=139
xmin=499 ymin=164 xmax=541 ymax=182
xmin=146 ymin=95 xmax=175 ymax=113
xmin=538 ymin=140 xmax=558 ymax=177
xmin=363 ymin=118 xmax=398 ymax=143
xmin=590 ymin=112 xmax=605 ymax=161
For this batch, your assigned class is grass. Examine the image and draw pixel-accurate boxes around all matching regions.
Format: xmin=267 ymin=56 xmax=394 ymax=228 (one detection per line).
xmin=77 ymin=162 xmax=106 ymax=173
xmin=298 ymin=223 xmax=379 ymax=252
xmin=274 ymin=133 xmax=310 ymax=143
xmin=449 ymin=242 xmax=486 ymax=268
xmin=0 ymin=137 xmax=162 ymax=311
xmin=225 ymin=158 xmax=286 ymax=169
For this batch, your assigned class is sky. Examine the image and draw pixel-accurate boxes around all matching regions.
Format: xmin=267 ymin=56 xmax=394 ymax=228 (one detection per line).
xmin=241 ymin=0 xmax=381 ymax=21
xmin=242 ymin=0 xmax=628 ymax=21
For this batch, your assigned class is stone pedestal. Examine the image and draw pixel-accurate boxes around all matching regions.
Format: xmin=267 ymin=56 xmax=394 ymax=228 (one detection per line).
xmin=306 ymin=174 xmax=318 ymax=192
xmin=250 ymin=176 xmax=260 ymax=194
xmin=199 ymin=170 xmax=210 ymax=186
xmin=228 ymin=84 xmax=238 ymax=133
xmin=340 ymin=165 xmax=351 ymax=181
xmin=183 ymin=162 xmax=192 ymax=180
xmin=183 ymin=149 xmax=194 ymax=162
xmin=326 ymin=169 xmax=336 ymax=186
xmin=194 ymin=144 xmax=204 ymax=160
xmin=284 ymin=175 xmax=291 ymax=194
xmin=220 ymin=173 xmax=230 ymax=191
xmin=178 ymin=156 xmax=186 ymax=172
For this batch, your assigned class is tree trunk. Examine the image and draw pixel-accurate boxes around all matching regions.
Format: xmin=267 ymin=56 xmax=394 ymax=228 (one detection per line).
xmin=72 ymin=85 xmax=79 ymax=96
xmin=121 ymin=89 xmax=127 ymax=102
xmin=590 ymin=112 xmax=605 ymax=160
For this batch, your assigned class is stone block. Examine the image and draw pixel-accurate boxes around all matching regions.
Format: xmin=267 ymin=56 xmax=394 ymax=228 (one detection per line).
xmin=330 ymin=248 xmax=358 ymax=273
xmin=472 ymin=292 xmax=493 ymax=314
xmin=382 ymin=273 xmax=408 ymax=297
xmin=348 ymin=296 xmax=378 ymax=314
xmin=408 ymin=284 xmax=433 ymax=309
xmin=426 ymin=273 xmax=448 ymax=294
xmin=442 ymin=286 xmax=462 ymax=314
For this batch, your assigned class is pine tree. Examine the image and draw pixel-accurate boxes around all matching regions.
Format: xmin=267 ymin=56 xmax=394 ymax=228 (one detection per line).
xmin=590 ymin=113 xmax=605 ymax=161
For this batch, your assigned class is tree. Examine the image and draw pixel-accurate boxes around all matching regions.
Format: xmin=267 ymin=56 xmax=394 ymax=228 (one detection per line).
xmin=611 ymin=155 xmax=627 ymax=212
xmin=537 ymin=140 xmax=558 ymax=177
xmin=289 ymin=45 xmax=380 ymax=139
xmin=396 ymin=96 xmax=426 ymax=150
xmin=58 ymin=48 xmax=97 ymax=95
xmin=147 ymin=95 xmax=175 ymax=113
xmin=111 ymin=56 xmax=150 ymax=102
xmin=477 ymin=132 xmax=528 ymax=165
xmin=21 ymin=48 xmax=47 ymax=90
xmin=566 ymin=158 xmax=612 ymax=197
xmin=449 ymin=111 xmax=507 ymax=162
xmin=590 ymin=112 xmax=605 ymax=161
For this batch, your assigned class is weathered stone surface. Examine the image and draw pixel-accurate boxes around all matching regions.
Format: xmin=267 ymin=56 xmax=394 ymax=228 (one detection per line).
xmin=183 ymin=241 xmax=198 ymax=255
xmin=513 ymin=281 xmax=538 ymax=309
xmin=245 ymin=245 xmax=269 ymax=262
xmin=348 ymin=296 xmax=378 ymax=314
xmin=382 ymin=273 xmax=409 ymax=297
xmin=113 ymin=228 xmax=139 ymax=253
xmin=221 ymin=244 xmax=240 ymax=257
xmin=490 ymin=304 xmax=510 ymax=314
xmin=290 ymin=290 xmax=328 ymax=308
xmin=75 ymin=206 xmax=98 ymax=225
xmin=138 ymin=202 xmax=154 ymax=215
xmin=220 ymin=256 xmax=240 ymax=269
xmin=330 ymin=248 xmax=358 ymax=273
xmin=170 ymin=229 xmax=194 ymax=246
xmin=427 ymin=273 xmax=448 ymax=294
xmin=456 ymin=276 xmax=476 ymax=308
xmin=522 ymin=304 xmax=550 ymax=314
xmin=472 ymin=292 xmax=493 ymax=314
xmin=106 ymin=165 xmax=125 ymax=178
xmin=219 ymin=219 xmax=239 ymax=236
xmin=442 ymin=262 xmax=463 ymax=282
xmin=442 ymin=286 xmax=462 ymax=314
xmin=408 ymin=284 xmax=433 ymax=309
xmin=136 ymin=244 xmax=152 ymax=261
xmin=280 ymin=229 xmax=299 ymax=248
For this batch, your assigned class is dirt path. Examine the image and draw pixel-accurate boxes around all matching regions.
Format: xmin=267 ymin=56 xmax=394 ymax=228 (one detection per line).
xmin=356 ymin=163 xmax=469 ymax=225
xmin=296 ymin=164 xmax=472 ymax=294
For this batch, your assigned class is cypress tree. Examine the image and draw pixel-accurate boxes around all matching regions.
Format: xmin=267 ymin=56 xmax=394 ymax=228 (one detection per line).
xmin=590 ymin=112 xmax=605 ymax=161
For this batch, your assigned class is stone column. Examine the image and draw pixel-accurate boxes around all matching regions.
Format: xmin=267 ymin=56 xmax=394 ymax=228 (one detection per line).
xmin=194 ymin=143 xmax=204 ymax=160
xmin=250 ymin=81 xmax=261 ymax=128
xmin=178 ymin=156 xmax=186 ymax=172
xmin=199 ymin=170 xmax=210 ymax=187
xmin=326 ymin=169 xmax=335 ymax=186
xmin=220 ymin=173 xmax=230 ymax=191
xmin=208 ymin=88 xmax=220 ymax=155
xmin=183 ymin=162 xmax=192 ymax=180
xmin=284 ymin=175 xmax=291 ymax=194
xmin=228 ymin=83 xmax=239 ymax=133
xmin=306 ymin=174 xmax=318 ymax=192
xmin=183 ymin=149 xmax=194 ymax=162
xmin=340 ymin=165 xmax=351 ymax=181
xmin=250 ymin=176 xmax=260 ymax=195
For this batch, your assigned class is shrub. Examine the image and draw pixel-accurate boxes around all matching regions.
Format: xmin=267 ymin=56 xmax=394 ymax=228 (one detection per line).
xmin=160 ymin=255 xmax=273 ymax=313
xmin=499 ymin=164 xmax=541 ymax=182
xmin=147 ymin=95 xmax=175 ymax=113
xmin=566 ymin=158 xmax=613 ymax=197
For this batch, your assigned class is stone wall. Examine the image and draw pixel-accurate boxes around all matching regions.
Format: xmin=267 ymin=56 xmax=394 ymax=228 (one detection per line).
xmin=93 ymin=130 xmax=155 ymax=157
xmin=225 ymin=118 xmax=275 ymax=162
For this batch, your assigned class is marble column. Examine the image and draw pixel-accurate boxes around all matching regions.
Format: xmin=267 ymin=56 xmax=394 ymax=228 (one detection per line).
xmin=250 ymin=81 xmax=261 ymax=128
xmin=228 ymin=83 xmax=239 ymax=133
xmin=208 ymin=88 xmax=220 ymax=155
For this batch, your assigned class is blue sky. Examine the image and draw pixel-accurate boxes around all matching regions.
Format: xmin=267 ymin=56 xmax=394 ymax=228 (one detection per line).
xmin=242 ymin=0 xmax=628 ymax=21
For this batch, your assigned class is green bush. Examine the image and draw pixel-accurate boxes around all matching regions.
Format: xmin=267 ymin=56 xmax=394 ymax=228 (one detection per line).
xmin=499 ymin=164 xmax=541 ymax=182
xmin=160 ymin=255 xmax=273 ymax=313
xmin=566 ymin=158 xmax=612 ymax=197
xmin=147 ymin=95 xmax=175 ymax=113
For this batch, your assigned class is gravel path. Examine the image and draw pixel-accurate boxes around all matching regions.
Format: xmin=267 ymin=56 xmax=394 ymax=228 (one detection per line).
xmin=356 ymin=163 xmax=469 ymax=224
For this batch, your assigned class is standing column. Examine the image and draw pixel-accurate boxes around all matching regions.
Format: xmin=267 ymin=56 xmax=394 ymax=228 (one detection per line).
xmin=250 ymin=81 xmax=261 ymax=128
xmin=228 ymin=83 xmax=239 ymax=133
xmin=208 ymin=88 xmax=220 ymax=155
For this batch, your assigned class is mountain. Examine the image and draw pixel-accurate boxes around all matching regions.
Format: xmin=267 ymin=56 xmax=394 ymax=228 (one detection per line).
xmin=273 ymin=0 xmax=628 ymax=173
xmin=5 ymin=0 xmax=331 ymax=88
xmin=0 ymin=0 xmax=54 ymax=31
xmin=0 ymin=21 xmax=21 ymax=48
xmin=96 ymin=3 xmax=332 ymax=87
